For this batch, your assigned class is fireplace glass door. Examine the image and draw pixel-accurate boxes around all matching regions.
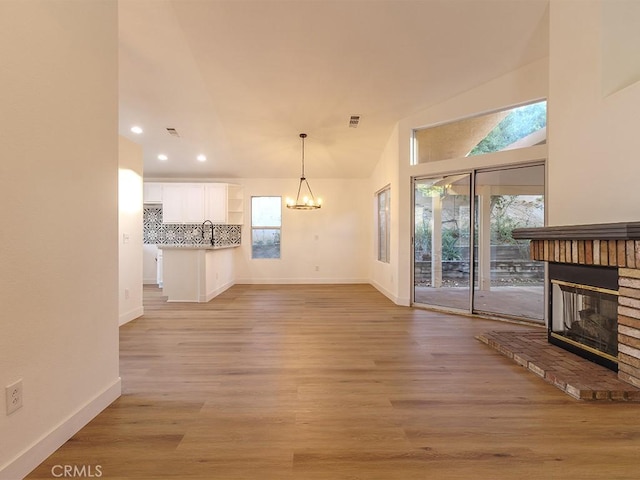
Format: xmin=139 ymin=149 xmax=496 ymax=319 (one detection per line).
xmin=550 ymin=280 xmax=618 ymax=369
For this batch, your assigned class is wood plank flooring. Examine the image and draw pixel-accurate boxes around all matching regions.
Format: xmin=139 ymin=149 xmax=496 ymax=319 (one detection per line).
xmin=27 ymin=284 xmax=640 ymax=479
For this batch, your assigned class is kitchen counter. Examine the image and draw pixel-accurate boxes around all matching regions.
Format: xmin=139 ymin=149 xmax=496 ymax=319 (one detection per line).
xmin=158 ymin=244 xmax=239 ymax=250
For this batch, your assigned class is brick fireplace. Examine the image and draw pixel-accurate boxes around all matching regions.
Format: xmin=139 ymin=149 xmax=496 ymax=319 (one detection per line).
xmin=513 ymin=222 xmax=640 ymax=389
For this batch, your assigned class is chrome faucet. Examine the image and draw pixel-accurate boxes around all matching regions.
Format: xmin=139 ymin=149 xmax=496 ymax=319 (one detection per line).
xmin=201 ymin=220 xmax=214 ymax=245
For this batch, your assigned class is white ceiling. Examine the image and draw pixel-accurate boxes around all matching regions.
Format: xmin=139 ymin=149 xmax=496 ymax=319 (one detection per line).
xmin=118 ymin=0 xmax=549 ymax=180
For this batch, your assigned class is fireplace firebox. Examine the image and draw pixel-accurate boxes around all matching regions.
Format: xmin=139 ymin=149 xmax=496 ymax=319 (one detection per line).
xmin=549 ymin=263 xmax=618 ymax=371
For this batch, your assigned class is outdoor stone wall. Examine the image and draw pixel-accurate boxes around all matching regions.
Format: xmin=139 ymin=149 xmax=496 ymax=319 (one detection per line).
xmin=414 ymin=260 xmax=543 ymax=284
xmin=415 ymin=245 xmax=544 ymax=285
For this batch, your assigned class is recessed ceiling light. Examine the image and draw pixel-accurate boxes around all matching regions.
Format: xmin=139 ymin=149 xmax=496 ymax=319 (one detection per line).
xmin=197 ymin=154 xmax=207 ymax=162
xmin=157 ymin=154 xmax=168 ymax=161
xmin=130 ymin=125 xmax=143 ymax=134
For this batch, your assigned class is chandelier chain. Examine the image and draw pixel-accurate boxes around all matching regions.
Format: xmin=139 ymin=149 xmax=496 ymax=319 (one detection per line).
xmin=300 ymin=133 xmax=307 ymax=178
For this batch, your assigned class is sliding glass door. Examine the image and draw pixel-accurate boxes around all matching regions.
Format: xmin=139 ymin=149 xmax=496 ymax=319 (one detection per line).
xmin=472 ymin=164 xmax=544 ymax=320
xmin=413 ymin=164 xmax=545 ymax=321
xmin=413 ymin=173 xmax=472 ymax=311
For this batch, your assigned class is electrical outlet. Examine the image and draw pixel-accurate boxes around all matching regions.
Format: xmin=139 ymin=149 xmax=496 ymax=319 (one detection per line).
xmin=6 ymin=379 xmax=23 ymax=415
xmin=315 ymin=266 xmax=319 ymax=272
xmin=124 ymin=288 xmax=130 ymax=300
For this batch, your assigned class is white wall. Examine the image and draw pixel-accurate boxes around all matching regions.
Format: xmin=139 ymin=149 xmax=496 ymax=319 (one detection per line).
xmin=548 ymin=0 xmax=640 ymax=226
xmin=119 ymin=137 xmax=144 ymax=326
xmin=0 ymin=2 xmax=120 ymax=478
xmin=373 ymin=58 xmax=549 ymax=305
xmin=369 ymin=125 xmax=401 ymax=303
xmin=234 ymin=178 xmax=370 ymax=284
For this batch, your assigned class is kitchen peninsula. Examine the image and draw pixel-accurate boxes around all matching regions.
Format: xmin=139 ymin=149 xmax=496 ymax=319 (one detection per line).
xmin=158 ymin=244 xmax=237 ymax=302
xmin=143 ymin=181 xmax=244 ymax=303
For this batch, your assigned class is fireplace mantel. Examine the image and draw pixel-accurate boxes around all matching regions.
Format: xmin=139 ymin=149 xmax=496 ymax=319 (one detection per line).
xmin=514 ymin=221 xmax=640 ymax=241
xmin=512 ymin=223 xmax=640 ymax=269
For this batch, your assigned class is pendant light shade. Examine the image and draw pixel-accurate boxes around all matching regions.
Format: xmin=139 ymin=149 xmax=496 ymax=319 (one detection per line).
xmin=286 ymin=133 xmax=322 ymax=210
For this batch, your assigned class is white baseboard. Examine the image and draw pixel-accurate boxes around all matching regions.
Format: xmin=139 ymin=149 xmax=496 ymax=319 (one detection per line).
xmin=394 ymin=295 xmax=410 ymax=306
xmin=370 ymin=280 xmax=399 ymax=304
xmin=119 ymin=306 xmax=144 ymax=326
xmin=367 ymin=281 xmax=411 ymax=306
xmin=1 ymin=378 xmax=121 ymax=480
xmin=200 ymin=280 xmax=235 ymax=302
xmin=235 ymin=278 xmax=369 ymax=285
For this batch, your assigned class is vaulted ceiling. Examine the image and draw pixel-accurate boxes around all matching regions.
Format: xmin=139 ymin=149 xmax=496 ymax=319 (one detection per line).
xmin=118 ymin=0 xmax=549 ymax=179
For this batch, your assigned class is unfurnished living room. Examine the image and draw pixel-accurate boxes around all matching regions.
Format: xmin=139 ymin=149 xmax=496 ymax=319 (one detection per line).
xmin=3 ymin=1 xmax=640 ymax=479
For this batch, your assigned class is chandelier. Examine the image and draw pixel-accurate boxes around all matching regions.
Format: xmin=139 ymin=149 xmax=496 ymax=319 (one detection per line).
xmin=286 ymin=133 xmax=322 ymax=210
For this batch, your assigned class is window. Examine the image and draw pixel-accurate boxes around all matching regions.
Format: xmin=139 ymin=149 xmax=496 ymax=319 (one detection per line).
xmin=377 ymin=187 xmax=390 ymax=263
xmin=251 ymin=196 xmax=281 ymax=259
xmin=412 ymin=100 xmax=547 ymax=164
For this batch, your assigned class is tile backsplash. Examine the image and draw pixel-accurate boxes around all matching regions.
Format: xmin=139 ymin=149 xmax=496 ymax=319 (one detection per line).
xmin=143 ymin=205 xmax=241 ymax=247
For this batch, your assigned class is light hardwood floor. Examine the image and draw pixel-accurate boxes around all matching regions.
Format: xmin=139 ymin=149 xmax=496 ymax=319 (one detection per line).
xmin=27 ymin=284 xmax=640 ymax=479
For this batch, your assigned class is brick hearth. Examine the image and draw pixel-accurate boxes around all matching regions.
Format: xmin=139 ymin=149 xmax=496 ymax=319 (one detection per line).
xmin=477 ymin=330 xmax=640 ymax=401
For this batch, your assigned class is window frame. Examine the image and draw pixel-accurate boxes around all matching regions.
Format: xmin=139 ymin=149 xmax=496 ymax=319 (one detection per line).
xmin=251 ymin=196 xmax=282 ymax=259
xmin=411 ymin=99 xmax=547 ymax=165
xmin=376 ymin=186 xmax=391 ymax=264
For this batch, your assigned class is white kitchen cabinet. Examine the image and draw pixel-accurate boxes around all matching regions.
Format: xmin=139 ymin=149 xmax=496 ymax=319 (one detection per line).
xmin=183 ymin=185 xmax=205 ymax=223
xmin=143 ymin=183 xmax=163 ymax=203
xmin=204 ymin=183 xmax=243 ymax=224
xmin=162 ymin=184 xmax=205 ymax=224
xmin=144 ymin=182 xmax=243 ymax=224
xmin=204 ymin=184 xmax=227 ymax=223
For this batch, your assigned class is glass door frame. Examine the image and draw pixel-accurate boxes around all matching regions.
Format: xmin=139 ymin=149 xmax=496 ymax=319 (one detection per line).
xmin=411 ymin=170 xmax=477 ymax=314
xmin=411 ymin=161 xmax=546 ymax=319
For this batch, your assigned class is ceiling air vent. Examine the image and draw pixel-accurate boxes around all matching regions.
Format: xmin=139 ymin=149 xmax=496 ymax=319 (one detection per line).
xmin=349 ymin=115 xmax=360 ymax=128
xmin=166 ymin=127 xmax=180 ymax=137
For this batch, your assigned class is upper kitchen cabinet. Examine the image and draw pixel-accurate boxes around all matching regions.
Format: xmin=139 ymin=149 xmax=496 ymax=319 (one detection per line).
xmin=204 ymin=184 xmax=226 ymax=224
xmin=143 ymin=182 xmax=163 ymax=203
xmin=151 ymin=182 xmax=244 ymax=225
xmin=162 ymin=183 xmax=205 ymax=224
xmin=205 ymin=183 xmax=244 ymax=224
